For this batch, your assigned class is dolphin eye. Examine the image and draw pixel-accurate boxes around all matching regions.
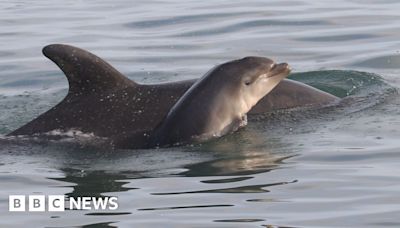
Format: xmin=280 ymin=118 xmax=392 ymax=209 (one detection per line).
xmin=244 ymin=81 xmax=251 ymax=86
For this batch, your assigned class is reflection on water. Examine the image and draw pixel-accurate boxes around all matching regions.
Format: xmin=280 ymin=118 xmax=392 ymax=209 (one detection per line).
xmin=152 ymin=180 xmax=296 ymax=195
xmin=50 ymin=168 xmax=136 ymax=198
xmin=80 ymin=222 xmax=118 ymax=228
xmin=42 ymin=137 xmax=296 ymax=197
xmin=182 ymin=150 xmax=294 ymax=177
xmin=0 ymin=137 xmax=296 ymax=227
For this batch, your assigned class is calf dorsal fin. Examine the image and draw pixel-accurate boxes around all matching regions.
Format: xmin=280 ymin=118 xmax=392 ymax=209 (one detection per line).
xmin=43 ymin=44 xmax=136 ymax=95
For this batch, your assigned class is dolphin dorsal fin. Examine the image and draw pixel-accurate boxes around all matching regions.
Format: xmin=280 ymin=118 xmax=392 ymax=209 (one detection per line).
xmin=42 ymin=44 xmax=136 ymax=95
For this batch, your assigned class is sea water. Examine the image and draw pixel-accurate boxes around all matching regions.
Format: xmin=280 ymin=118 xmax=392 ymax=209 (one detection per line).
xmin=1 ymin=1 xmax=400 ymax=227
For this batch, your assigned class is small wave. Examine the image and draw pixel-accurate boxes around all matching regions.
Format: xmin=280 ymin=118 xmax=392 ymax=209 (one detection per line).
xmin=289 ymin=70 xmax=395 ymax=98
xmin=125 ymin=12 xmax=252 ymax=29
xmin=249 ymin=70 xmax=398 ymax=132
xmin=175 ymin=19 xmax=329 ymax=37
xmin=0 ymin=129 xmax=110 ymax=150
xmin=353 ymin=55 xmax=400 ymax=69
xmin=296 ymin=33 xmax=377 ymax=42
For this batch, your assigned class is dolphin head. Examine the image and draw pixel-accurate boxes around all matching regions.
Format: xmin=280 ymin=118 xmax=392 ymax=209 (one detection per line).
xmin=209 ymin=56 xmax=291 ymax=115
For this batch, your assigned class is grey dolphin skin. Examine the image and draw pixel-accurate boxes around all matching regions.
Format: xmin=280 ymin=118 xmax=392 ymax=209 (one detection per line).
xmin=149 ymin=57 xmax=290 ymax=148
xmin=8 ymin=44 xmax=338 ymax=148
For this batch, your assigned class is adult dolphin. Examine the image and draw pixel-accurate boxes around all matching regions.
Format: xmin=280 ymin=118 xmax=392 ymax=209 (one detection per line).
xmin=8 ymin=44 xmax=338 ymax=140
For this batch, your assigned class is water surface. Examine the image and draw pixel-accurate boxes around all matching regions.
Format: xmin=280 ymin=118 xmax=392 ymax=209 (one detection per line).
xmin=1 ymin=0 xmax=400 ymax=227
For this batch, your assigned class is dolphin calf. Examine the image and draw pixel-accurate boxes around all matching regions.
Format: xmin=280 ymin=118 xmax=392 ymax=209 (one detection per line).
xmin=8 ymin=44 xmax=338 ymax=145
xmin=148 ymin=57 xmax=290 ymax=148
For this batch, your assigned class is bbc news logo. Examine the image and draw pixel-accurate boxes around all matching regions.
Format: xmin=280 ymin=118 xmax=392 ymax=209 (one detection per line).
xmin=9 ymin=195 xmax=118 ymax=212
